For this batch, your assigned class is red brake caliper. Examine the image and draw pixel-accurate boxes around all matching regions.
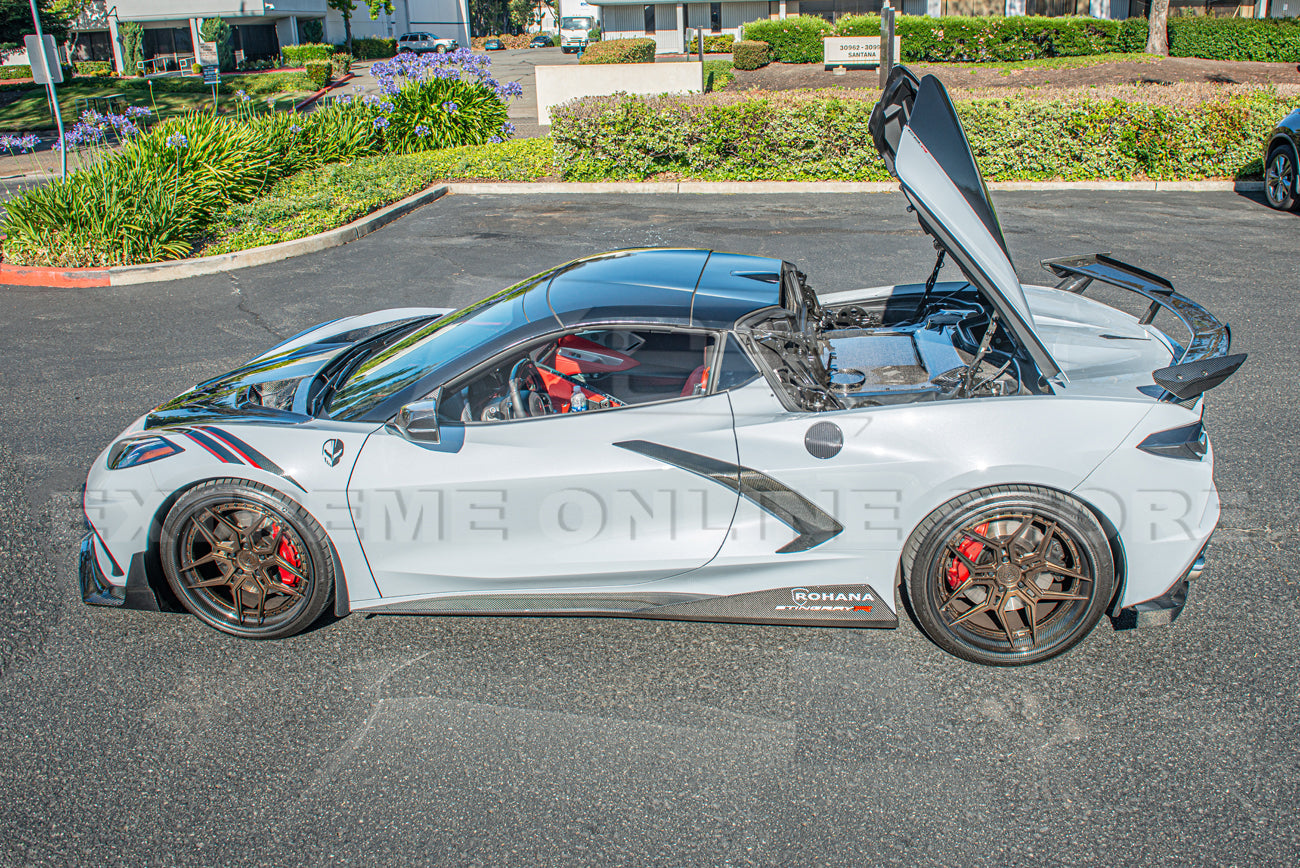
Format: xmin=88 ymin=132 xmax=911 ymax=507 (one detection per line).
xmin=947 ymin=522 xmax=990 ymax=589
xmin=270 ymin=523 xmax=302 ymax=585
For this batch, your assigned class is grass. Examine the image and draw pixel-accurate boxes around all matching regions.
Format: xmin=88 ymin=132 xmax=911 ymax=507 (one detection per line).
xmin=197 ymin=138 xmax=556 ymax=256
xmin=703 ymin=59 xmax=735 ymax=92
xmin=0 ymin=72 xmax=316 ymax=132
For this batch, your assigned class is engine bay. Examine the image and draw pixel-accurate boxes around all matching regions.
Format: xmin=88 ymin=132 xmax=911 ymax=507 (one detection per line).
xmin=740 ymin=275 xmax=1038 ymax=412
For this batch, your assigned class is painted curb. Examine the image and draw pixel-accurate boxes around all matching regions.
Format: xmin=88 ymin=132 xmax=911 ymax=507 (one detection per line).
xmin=0 ymin=184 xmax=448 ymax=288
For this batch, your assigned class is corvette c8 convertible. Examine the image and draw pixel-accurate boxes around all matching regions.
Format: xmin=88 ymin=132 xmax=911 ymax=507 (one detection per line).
xmin=80 ymin=68 xmax=1245 ymax=665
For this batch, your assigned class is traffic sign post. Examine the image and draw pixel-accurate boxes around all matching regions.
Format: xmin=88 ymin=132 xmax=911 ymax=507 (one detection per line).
xmin=23 ymin=13 xmax=65 ymax=178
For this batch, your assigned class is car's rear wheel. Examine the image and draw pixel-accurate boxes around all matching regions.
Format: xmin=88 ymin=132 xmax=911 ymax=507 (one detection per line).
xmin=1265 ymin=144 xmax=1298 ymax=211
xmin=161 ymin=479 xmax=334 ymax=639
xmin=905 ymin=486 xmax=1114 ymax=666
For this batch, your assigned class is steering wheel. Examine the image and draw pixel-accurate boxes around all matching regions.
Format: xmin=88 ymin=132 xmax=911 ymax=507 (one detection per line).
xmin=509 ymin=358 xmax=554 ymax=418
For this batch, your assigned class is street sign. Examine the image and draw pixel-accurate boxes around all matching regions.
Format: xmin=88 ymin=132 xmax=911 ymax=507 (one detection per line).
xmin=23 ymin=34 xmax=62 ymax=84
xmin=202 ymin=64 xmax=220 ymax=84
xmin=822 ymin=36 xmax=901 ymax=71
xmin=198 ymin=41 xmax=219 ymax=67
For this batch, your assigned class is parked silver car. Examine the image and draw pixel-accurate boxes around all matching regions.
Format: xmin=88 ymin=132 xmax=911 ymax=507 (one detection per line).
xmin=396 ymin=32 xmax=458 ymax=54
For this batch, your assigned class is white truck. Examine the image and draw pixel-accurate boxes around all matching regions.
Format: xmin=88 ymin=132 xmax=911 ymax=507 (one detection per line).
xmin=557 ymin=0 xmax=600 ymax=53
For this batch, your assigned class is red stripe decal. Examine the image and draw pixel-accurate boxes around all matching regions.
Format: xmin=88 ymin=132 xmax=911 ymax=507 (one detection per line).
xmin=184 ymin=432 xmax=232 ymax=463
xmin=201 ymin=428 xmax=260 ymax=468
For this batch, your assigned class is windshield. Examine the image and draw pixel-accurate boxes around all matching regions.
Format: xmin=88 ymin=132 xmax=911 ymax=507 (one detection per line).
xmin=325 ymin=274 xmax=549 ymax=421
xmin=561 ymin=17 xmax=593 ymax=29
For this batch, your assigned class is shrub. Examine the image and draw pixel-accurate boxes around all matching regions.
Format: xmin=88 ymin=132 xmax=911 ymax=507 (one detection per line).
xmin=822 ymin=14 xmax=1300 ymax=64
xmin=350 ymin=37 xmax=397 ymax=60
xmin=742 ymin=16 xmax=832 ymax=64
xmin=300 ymin=19 xmax=325 ymax=44
xmin=122 ymin=22 xmax=144 ymax=74
xmin=549 ymin=87 xmax=1300 ymax=182
xmin=702 ymin=59 xmax=735 ymax=91
xmin=281 ymin=43 xmax=335 ymax=65
xmin=687 ymin=34 xmax=735 ymax=54
xmin=73 ymin=61 xmax=113 ymax=76
xmin=1168 ymin=17 xmax=1300 ymax=62
xmin=365 ymin=49 xmax=522 ymax=151
xmin=0 ymin=65 xmax=31 ymax=80
xmin=732 ymin=40 xmax=770 ymax=70
xmin=332 ymin=52 xmax=354 ymax=76
xmin=588 ymin=27 xmax=602 ymax=41
xmin=579 ymin=38 xmax=655 ymax=64
xmin=200 ymin=18 xmax=235 ymax=72
xmin=1 ymin=106 xmax=382 ymax=267
xmin=304 ymin=60 xmax=332 ymax=88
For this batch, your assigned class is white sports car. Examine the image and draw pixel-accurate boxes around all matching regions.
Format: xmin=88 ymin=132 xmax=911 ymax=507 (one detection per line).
xmin=80 ymin=68 xmax=1244 ymax=665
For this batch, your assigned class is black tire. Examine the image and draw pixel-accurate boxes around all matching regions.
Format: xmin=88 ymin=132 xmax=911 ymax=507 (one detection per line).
xmin=435 ymin=44 xmax=447 ymax=54
xmin=160 ymin=479 xmax=335 ymax=639
xmin=903 ymin=486 xmax=1114 ymax=666
xmin=1265 ymin=144 xmax=1298 ymax=211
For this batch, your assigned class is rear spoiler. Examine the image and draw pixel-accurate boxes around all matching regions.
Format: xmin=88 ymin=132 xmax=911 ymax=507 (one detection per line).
xmin=1042 ymin=254 xmax=1246 ymax=402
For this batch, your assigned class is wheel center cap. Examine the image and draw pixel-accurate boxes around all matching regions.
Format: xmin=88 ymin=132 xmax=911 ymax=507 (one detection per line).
xmin=236 ymin=551 xmax=260 ymax=571
xmin=995 ymin=563 xmax=1021 ymax=587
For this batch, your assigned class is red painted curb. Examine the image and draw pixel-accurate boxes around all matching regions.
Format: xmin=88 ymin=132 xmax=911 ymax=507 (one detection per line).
xmin=295 ymin=72 xmax=357 ymax=111
xmin=0 ymin=263 xmax=110 ymax=287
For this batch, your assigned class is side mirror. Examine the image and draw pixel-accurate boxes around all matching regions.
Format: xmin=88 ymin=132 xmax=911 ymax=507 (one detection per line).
xmin=392 ymin=393 xmax=441 ymax=444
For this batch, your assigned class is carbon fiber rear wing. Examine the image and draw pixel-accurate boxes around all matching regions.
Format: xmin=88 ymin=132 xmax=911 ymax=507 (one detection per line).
xmin=1041 ymin=254 xmax=1246 ymax=402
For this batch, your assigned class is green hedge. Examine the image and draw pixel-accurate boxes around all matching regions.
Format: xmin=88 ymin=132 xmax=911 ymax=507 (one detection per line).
xmin=73 ymin=61 xmax=114 ymax=76
xmin=281 ymin=43 xmax=335 ymax=65
xmin=550 ymin=89 xmax=1299 ymax=182
xmin=742 ymin=16 xmax=832 ymax=64
xmin=304 ymin=59 xmax=332 ymax=88
xmin=579 ymin=38 xmax=655 ymax=64
xmin=743 ymin=14 xmax=1300 ymax=64
xmin=733 ymin=40 xmax=770 ymax=70
xmin=348 ymin=37 xmax=397 ymax=60
xmin=331 ymin=52 xmax=353 ymax=76
xmin=0 ymin=65 xmax=32 ymax=80
xmin=1168 ymin=17 xmax=1300 ymax=62
xmin=687 ymin=34 xmax=735 ymax=53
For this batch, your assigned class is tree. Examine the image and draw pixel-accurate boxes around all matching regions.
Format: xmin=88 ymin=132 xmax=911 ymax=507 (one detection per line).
xmin=0 ymin=0 xmax=73 ymax=53
xmin=326 ymin=0 xmax=355 ymax=52
xmin=199 ymin=17 xmax=233 ymax=71
xmin=1145 ymin=0 xmax=1169 ymax=56
xmin=469 ymin=0 xmax=510 ymax=36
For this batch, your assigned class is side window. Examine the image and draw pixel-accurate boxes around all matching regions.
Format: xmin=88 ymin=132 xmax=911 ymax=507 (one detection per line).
xmin=715 ymin=334 xmax=762 ymax=391
xmin=439 ymin=328 xmax=717 ymax=424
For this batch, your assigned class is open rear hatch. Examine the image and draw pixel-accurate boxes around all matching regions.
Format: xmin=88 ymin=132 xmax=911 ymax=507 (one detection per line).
xmin=868 ymin=66 xmax=1244 ymax=403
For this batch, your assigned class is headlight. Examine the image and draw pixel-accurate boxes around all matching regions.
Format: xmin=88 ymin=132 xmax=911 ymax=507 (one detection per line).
xmin=1137 ymin=421 xmax=1208 ymax=461
xmin=107 ymin=435 xmax=184 ymax=470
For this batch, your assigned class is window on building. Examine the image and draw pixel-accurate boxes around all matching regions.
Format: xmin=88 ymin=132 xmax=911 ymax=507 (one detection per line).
xmin=710 ymin=2 xmax=721 ymax=32
xmin=644 ymin=4 xmax=656 ymax=33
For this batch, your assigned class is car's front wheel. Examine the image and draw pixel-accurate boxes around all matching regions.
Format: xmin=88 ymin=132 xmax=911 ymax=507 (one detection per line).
xmin=905 ymin=486 xmax=1114 ymax=666
xmin=435 ymin=44 xmax=447 ymax=54
xmin=160 ymin=479 xmax=335 ymax=639
xmin=1265 ymin=144 xmax=1298 ymax=211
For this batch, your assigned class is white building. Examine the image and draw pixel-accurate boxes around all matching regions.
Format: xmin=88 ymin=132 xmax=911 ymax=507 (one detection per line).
xmin=66 ymin=0 xmax=469 ymax=73
xmin=596 ymin=1 xmax=786 ymax=54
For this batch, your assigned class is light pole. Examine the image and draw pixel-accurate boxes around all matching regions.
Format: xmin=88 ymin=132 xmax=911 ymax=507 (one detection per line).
xmin=27 ymin=0 xmax=67 ymax=178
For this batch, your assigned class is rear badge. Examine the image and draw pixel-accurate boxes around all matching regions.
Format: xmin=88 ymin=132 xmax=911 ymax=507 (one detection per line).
xmin=322 ymin=439 xmax=344 ymax=467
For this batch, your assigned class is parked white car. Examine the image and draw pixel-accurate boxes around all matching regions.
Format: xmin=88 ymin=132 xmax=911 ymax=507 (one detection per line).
xmin=396 ymin=32 xmax=458 ymax=54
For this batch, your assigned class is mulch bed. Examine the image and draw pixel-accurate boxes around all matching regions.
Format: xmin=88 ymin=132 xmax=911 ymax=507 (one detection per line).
xmin=727 ymin=56 xmax=1300 ymax=93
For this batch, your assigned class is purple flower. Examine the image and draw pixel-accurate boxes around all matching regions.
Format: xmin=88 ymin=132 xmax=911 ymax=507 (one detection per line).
xmin=289 ymin=124 xmax=302 ymax=133
xmin=441 ymin=101 xmax=459 ymax=113
xmin=414 ymin=124 xmax=430 ymax=136
xmin=124 ymin=105 xmax=152 ymax=119
xmin=373 ymin=116 xmax=389 ymax=129
xmin=165 ymin=132 xmax=189 ymax=149
xmin=488 ymin=135 xmax=502 ymax=144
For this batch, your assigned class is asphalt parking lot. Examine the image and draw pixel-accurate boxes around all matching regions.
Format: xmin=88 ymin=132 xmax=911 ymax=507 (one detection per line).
xmin=0 ymin=190 xmax=1297 ymax=867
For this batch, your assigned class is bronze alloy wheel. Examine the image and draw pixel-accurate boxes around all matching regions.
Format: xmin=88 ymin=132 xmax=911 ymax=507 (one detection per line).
xmin=161 ymin=479 xmax=334 ymax=639
xmin=907 ymin=487 xmax=1114 ymax=666
xmin=1265 ymin=146 xmax=1298 ymax=211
